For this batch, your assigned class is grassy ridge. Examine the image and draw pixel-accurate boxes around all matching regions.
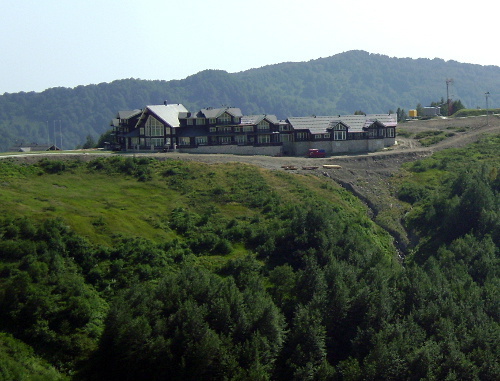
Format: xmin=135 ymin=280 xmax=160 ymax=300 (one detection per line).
xmin=0 ymin=156 xmax=389 ymax=257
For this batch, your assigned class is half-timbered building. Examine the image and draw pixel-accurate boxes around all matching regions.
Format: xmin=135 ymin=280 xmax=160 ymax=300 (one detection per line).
xmin=110 ymin=104 xmax=396 ymax=155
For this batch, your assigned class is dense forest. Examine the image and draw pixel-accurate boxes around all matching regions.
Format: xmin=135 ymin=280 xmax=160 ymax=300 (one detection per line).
xmin=1 ymin=50 xmax=500 ymax=151
xmin=0 ymin=134 xmax=498 ymax=380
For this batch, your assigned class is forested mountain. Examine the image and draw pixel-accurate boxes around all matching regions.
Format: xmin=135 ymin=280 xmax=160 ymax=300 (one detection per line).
xmin=0 ymin=134 xmax=498 ymax=379
xmin=1 ymin=50 xmax=500 ymax=151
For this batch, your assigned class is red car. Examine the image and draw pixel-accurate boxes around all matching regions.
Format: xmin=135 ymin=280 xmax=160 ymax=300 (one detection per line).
xmin=307 ymin=149 xmax=326 ymax=158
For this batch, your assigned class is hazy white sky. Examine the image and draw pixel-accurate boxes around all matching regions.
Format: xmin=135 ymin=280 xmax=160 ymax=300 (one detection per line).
xmin=1 ymin=0 xmax=498 ymax=94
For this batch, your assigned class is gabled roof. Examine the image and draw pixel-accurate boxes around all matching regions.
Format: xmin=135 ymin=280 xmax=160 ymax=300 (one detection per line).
xmin=9 ymin=144 xmax=59 ymax=152
xmin=136 ymin=104 xmax=188 ymax=128
xmin=199 ymin=107 xmax=243 ymax=119
xmin=240 ymin=114 xmax=279 ymax=125
xmin=117 ymin=109 xmax=141 ymax=119
xmin=287 ymin=116 xmax=337 ymax=134
xmin=287 ymin=114 xmax=397 ymax=134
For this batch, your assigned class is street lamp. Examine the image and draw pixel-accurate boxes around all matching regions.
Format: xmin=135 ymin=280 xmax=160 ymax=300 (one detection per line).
xmin=485 ymin=92 xmax=490 ymax=126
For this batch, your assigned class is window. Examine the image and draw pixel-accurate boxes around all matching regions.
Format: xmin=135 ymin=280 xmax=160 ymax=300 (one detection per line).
xmin=187 ymin=119 xmax=194 ymax=125
xmin=196 ymin=118 xmax=205 ymax=125
xmin=219 ymin=136 xmax=232 ymax=144
xmin=179 ymin=137 xmax=191 ymax=146
xmin=209 ymin=118 xmax=216 ymax=124
xmin=145 ymin=116 xmax=164 ymax=136
xmin=140 ymin=128 xmax=145 ymax=136
xmin=218 ymin=113 xmax=231 ymax=124
xmin=151 ymin=138 xmax=164 ymax=147
xmin=243 ymin=126 xmax=254 ymax=132
xmin=233 ymin=117 xmax=241 ymax=124
xmin=333 ymin=130 xmax=346 ymax=140
xmin=387 ymin=128 xmax=395 ymax=138
xmin=195 ymin=136 xmax=208 ymax=145
xmin=280 ymin=134 xmax=292 ymax=142
xmin=223 ymin=127 xmax=232 ymax=133
xmin=296 ymin=132 xmax=308 ymax=140
xmin=235 ymin=135 xmax=246 ymax=144
xmin=165 ymin=127 xmax=171 ymax=134
xmin=258 ymin=135 xmax=271 ymax=144
xmin=279 ymin=125 xmax=289 ymax=131
xmin=234 ymin=127 xmax=243 ymax=133
xmin=257 ymin=121 xmax=269 ymax=130
xmin=209 ymin=127 xmax=217 ymax=132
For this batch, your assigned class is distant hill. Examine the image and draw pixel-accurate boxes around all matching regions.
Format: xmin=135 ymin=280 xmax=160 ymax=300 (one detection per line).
xmin=1 ymin=50 xmax=499 ymax=151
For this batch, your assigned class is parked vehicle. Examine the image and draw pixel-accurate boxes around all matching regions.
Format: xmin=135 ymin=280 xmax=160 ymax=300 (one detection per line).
xmin=307 ymin=149 xmax=326 ymax=158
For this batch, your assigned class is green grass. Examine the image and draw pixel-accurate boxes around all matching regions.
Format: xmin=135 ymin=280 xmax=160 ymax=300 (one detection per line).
xmin=0 ymin=157 xmax=376 ymax=261
xmin=452 ymin=108 xmax=500 ymax=117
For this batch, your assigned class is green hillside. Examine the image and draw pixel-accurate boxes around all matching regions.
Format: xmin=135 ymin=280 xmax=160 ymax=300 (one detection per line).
xmin=0 ymin=136 xmax=498 ymax=379
xmin=1 ymin=50 xmax=499 ymax=151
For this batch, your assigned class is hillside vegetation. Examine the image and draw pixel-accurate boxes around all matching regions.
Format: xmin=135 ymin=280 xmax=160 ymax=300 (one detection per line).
xmin=0 ymin=134 xmax=498 ymax=379
xmin=1 ymin=50 xmax=500 ymax=151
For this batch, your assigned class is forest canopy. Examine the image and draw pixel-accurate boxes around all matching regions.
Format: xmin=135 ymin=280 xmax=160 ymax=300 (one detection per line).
xmin=0 ymin=136 xmax=499 ymax=380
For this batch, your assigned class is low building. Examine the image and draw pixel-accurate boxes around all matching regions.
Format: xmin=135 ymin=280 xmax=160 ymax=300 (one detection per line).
xmin=8 ymin=143 xmax=60 ymax=152
xmin=110 ymin=104 xmax=396 ymax=156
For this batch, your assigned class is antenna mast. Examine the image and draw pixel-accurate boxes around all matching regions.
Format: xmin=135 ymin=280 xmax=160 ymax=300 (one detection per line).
xmin=446 ymin=78 xmax=454 ymax=116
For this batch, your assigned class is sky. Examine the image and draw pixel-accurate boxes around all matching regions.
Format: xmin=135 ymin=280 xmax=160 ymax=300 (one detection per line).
xmin=1 ymin=0 xmax=499 ymax=94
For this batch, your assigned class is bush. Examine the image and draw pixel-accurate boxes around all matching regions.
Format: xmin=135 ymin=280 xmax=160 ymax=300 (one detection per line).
xmin=37 ymin=159 xmax=66 ymax=174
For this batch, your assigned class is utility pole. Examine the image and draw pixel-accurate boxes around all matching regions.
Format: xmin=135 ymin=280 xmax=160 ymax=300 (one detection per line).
xmin=53 ymin=121 xmax=56 ymax=150
xmin=59 ymin=120 xmax=63 ymax=150
xmin=446 ymin=78 xmax=454 ymax=116
xmin=485 ymin=92 xmax=490 ymax=126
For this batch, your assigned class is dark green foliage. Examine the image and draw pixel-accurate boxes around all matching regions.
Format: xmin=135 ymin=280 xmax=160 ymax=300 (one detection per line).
xmin=0 ymin=151 xmax=498 ymax=379
xmin=83 ymin=267 xmax=286 ymax=380
xmin=81 ymin=134 xmax=96 ymax=149
xmin=37 ymin=159 xmax=67 ymax=174
xmin=86 ymin=156 xmax=153 ymax=181
xmin=0 ymin=333 xmax=67 ymax=381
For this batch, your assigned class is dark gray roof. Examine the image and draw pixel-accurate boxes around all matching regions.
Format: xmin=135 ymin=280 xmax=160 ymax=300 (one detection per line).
xmin=198 ymin=107 xmax=243 ymax=119
xmin=117 ymin=110 xmax=141 ymax=119
xmin=241 ymin=115 xmax=279 ymax=125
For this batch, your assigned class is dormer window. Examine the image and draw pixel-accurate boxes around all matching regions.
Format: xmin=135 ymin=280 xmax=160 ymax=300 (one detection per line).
xmin=218 ymin=113 xmax=231 ymax=124
xmin=257 ymin=121 xmax=269 ymax=130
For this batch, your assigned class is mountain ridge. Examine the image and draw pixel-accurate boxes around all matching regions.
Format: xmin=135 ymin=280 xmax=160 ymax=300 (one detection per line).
xmin=1 ymin=50 xmax=499 ymax=150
